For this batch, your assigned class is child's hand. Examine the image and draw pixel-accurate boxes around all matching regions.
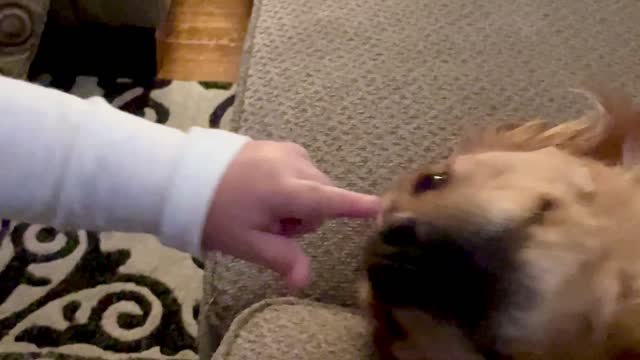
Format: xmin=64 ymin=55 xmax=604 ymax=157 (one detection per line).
xmin=202 ymin=140 xmax=380 ymax=290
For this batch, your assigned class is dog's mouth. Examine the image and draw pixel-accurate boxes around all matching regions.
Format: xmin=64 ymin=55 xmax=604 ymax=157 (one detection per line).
xmin=364 ymin=216 xmax=530 ymax=357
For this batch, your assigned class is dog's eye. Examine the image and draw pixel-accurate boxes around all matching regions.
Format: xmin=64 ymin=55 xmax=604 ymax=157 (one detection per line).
xmin=539 ymin=198 xmax=556 ymax=213
xmin=413 ymin=173 xmax=448 ymax=194
xmin=530 ymin=197 xmax=556 ymax=225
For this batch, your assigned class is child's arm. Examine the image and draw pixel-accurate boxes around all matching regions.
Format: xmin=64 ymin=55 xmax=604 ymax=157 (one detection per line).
xmin=0 ymin=75 xmax=249 ymax=257
xmin=0 ymin=75 xmax=381 ymax=289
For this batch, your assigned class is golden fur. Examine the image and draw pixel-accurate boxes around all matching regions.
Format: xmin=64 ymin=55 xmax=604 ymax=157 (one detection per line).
xmin=360 ymin=86 xmax=640 ymax=360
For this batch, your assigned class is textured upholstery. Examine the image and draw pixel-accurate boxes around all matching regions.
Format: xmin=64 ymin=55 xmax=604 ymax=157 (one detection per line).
xmin=211 ymin=298 xmax=374 ymax=360
xmin=201 ymin=0 xmax=640 ymax=358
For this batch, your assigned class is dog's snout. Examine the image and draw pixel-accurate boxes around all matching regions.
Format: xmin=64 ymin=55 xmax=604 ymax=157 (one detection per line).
xmin=376 ymin=195 xmax=396 ymax=226
xmin=369 ymin=219 xmax=503 ymax=328
xmin=370 ymin=214 xmax=520 ymax=317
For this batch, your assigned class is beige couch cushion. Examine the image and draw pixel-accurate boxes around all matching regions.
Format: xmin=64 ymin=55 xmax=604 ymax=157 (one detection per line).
xmin=211 ymin=298 xmax=374 ymax=360
xmin=202 ymin=0 xmax=640 ymax=355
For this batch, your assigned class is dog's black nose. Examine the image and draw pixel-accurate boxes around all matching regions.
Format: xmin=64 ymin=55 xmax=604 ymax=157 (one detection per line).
xmin=379 ymin=216 xmax=419 ymax=247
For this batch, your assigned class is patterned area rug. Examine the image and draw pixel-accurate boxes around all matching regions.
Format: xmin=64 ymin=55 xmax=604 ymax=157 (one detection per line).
xmin=0 ymin=75 xmax=236 ymax=359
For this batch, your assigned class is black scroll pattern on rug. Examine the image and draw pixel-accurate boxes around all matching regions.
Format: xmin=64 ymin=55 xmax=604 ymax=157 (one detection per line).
xmin=99 ymin=78 xmax=172 ymax=124
xmin=209 ymin=93 xmax=236 ymax=129
xmin=0 ymin=222 xmax=197 ymax=355
xmin=29 ymin=76 xmax=172 ymax=125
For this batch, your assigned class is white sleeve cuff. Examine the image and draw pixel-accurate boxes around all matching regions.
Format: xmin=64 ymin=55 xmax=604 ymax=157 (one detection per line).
xmin=159 ymin=128 xmax=250 ymax=258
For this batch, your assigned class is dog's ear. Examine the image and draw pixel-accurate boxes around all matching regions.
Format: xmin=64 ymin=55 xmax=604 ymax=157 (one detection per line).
xmin=454 ymin=85 xmax=640 ymax=169
xmin=569 ymin=85 xmax=640 ymax=168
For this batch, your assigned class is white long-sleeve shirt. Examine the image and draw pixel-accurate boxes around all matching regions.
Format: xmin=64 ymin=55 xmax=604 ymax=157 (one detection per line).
xmin=0 ymin=75 xmax=250 ymax=257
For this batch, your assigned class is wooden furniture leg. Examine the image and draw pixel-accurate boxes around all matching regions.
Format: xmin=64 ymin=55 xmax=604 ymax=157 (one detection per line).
xmin=155 ymin=0 xmax=252 ymax=82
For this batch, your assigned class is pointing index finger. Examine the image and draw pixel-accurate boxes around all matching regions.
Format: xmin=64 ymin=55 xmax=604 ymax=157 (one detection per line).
xmin=320 ymin=186 xmax=382 ymax=218
xmin=286 ymin=181 xmax=380 ymax=219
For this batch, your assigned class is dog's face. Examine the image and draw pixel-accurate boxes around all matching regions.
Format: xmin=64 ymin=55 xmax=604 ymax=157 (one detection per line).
xmin=361 ymin=89 xmax=640 ymax=360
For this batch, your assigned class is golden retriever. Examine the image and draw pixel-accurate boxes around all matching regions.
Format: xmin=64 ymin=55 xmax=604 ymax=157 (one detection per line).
xmin=359 ymin=87 xmax=640 ymax=360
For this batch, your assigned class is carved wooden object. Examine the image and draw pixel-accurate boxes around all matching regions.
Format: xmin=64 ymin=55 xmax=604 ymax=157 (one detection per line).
xmin=0 ymin=0 xmax=49 ymax=78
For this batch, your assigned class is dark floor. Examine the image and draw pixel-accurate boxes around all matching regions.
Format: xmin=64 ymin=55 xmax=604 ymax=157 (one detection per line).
xmin=28 ymin=19 xmax=158 ymax=87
